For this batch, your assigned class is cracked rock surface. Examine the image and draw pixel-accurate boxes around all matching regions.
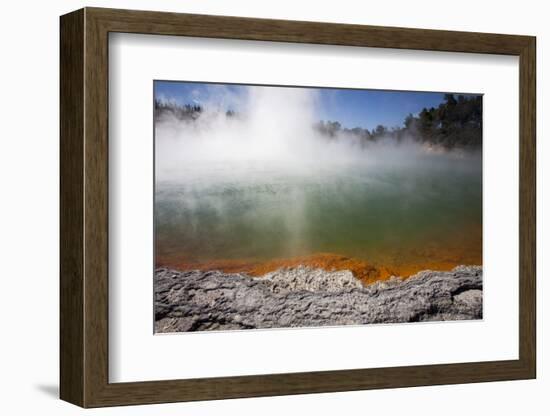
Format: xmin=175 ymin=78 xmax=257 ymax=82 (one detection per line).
xmin=155 ymin=265 xmax=482 ymax=332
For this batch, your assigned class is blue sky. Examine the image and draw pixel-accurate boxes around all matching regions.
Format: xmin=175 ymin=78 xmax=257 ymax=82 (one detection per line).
xmin=155 ymin=81 xmax=479 ymax=131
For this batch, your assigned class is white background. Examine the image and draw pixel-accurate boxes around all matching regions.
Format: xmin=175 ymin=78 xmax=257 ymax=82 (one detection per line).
xmin=0 ymin=0 xmax=546 ymax=414
xmin=110 ymin=34 xmax=519 ymax=382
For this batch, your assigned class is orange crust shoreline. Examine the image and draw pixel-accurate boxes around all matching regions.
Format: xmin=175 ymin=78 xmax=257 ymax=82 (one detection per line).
xmin=156 ymin=252 xmax=481 ymax=286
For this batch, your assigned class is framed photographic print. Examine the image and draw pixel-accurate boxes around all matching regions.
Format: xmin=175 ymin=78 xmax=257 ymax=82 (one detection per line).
xmin=60 ymin=7 xmax=536 ymax=408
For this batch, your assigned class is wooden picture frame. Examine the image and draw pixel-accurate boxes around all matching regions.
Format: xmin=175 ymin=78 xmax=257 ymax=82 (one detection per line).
xmin=60 ymin=7 xmax=536 ymax=408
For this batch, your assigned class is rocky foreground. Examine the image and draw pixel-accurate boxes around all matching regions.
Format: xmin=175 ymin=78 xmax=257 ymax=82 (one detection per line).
xmin=155 ymin=265 xmax=482 ymax=332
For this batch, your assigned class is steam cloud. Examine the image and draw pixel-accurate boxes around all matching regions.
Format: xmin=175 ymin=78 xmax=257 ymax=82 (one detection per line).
xmin=155 ymin=85 xmax=480 ymax=184
xmin=154 ymin=85 xmax=482 ymax=264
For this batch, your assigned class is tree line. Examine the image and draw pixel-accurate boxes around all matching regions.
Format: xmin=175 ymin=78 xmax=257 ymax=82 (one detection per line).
xmin=155 ymin=93 xmax=482 ymax=150
xmin=315 ymin=94 xmax=482 ymax=149
xmin=154 ymin=100 xmax=237 ymax=120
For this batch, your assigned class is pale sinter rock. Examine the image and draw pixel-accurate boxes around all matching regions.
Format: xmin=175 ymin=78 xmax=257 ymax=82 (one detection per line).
xmin=155 ymin=265 xmax=482 ymax=332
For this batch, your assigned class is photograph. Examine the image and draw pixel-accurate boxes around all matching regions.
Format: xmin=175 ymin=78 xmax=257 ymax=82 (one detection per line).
xmin=153 ymin=81 xmax=483 ymax=333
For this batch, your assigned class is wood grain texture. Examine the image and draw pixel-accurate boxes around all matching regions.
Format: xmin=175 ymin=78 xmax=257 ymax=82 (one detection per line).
xmin=518 ymin=38 xmax=537 ymax=376
xmin=59 ymin=7 xmax=537 ymax=408
xmin=83 ymin=10 xmax=110 ymax=406
xmin=88 ymin=7 xmax=532 ymax=54
xmin=59 ymin=8 xmax=84 ymax=407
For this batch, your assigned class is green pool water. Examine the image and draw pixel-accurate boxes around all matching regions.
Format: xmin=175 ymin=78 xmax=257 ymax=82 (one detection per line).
xmin=155 ymin=153 xmax=482 ymax=270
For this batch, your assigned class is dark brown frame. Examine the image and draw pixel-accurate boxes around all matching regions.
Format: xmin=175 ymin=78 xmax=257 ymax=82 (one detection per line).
xmin=60 ymin=7 xmax=536 ymax=408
